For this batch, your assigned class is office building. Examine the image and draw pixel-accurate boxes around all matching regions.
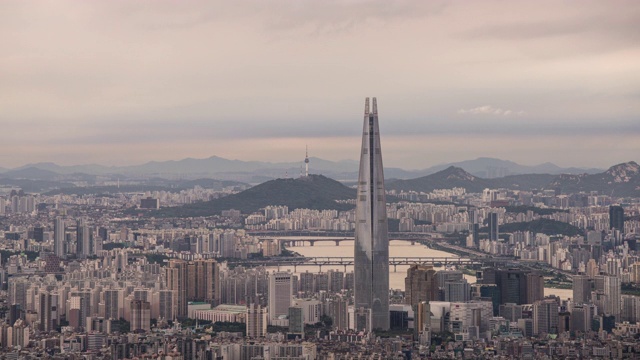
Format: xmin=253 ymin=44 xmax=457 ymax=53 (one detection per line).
xmin=140 ymin=197 xmax=160 ymax=209
xmin=609 ymin=205 xmax=624 ymax=232
xmin=499 ymin=303 xmax=523 ymax=322
xmin=269 ymin=272 xmax=293 ymax=324
xmin=288 ymin=306 xmax=304 ymax=338
xmin=469 ymin=208 xmax=480 ymax=248
xmin=533 ymin=298 xmax=559 ymax=336
xmin=488 ymin=212 xmax=499 ymax=241
xmin=570 ymin=304 xmax=594 ymax=333
xmin=354 ymin=97 xmax=390 ymax=331
xmin=573 ymin=274 xmax=593 ymax=305
xmin=444 ymin=279 xmax=471 ymax=302
xmin=405 ymin=265 xmax=438 ymax=308
xmin=495 ymin=269 xmax=527 ymax=305
xmin=525 ymin=273 xmax=545 ymax=304
xmin=449 ymin=301 xmax=493 ymax=336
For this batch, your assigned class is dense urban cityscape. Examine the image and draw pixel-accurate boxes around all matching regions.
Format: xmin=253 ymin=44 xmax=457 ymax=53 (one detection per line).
xmin=0 ymin=98 xmax=638 ymax=359
xmin=3 ymin=1 xmax=639 ymax=359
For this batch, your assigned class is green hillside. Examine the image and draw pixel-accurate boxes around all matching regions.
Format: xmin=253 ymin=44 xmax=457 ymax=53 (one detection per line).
xmin=151 ymin=174 xmax=356 ymax=217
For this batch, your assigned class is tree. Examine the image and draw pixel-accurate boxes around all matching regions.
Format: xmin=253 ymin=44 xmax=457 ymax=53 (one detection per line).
xmin=320 ymin=315 xmax=333 ymax=328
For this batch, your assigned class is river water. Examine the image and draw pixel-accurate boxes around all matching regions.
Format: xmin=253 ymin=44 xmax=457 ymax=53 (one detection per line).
xmin=272 ymin=239 xmax=572 ymax=300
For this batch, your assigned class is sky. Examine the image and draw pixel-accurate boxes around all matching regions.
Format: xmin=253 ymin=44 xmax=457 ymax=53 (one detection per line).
xmin=1 ymin=0 xmax=639 ymax=170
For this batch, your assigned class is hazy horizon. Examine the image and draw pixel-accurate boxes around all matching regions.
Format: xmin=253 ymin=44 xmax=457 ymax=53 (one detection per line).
xmin=0 ymin=153 xmax=630 ymax=172
xmin=2 ymin=1 xmax=638 ymax=169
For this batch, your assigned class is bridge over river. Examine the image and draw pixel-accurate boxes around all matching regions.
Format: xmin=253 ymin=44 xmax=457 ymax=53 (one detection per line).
xmin=258 ymin=236 xmax=429 ymax=247
xmin=227 ymin=255 xmax=521 ymax=272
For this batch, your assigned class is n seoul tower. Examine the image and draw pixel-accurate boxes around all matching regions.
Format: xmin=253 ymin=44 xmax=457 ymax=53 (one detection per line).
xmin=304 ymin=146 xmax=310 ymax=177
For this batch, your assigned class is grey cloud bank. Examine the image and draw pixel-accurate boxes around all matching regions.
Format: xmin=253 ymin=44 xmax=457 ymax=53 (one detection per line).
xmin=0 ymin=0 xmax=638 ymax=169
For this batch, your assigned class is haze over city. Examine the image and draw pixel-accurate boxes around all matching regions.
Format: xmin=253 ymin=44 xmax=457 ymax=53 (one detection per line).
xmin=2 ymin=0 xmax=639 ymax=169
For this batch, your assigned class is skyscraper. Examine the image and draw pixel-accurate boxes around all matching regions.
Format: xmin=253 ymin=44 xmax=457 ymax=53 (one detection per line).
xmin=533 ymin=298 xmax=559 ymax=336
xmin=609 ymin=205 xmax=624 ymax=233
xmin=76 ymin=218 xmax=92 ymax=257
xmin=354 ymin=97 xmax=390 ymax=331
xmin=572 ymin=274 xmax=593 ymax=305
xmin=597 ymin=274 xmax=621 ymax=319
xmin=130 ymin=300 xmax=151 ymax=332
xmin=53 ymin=217 xmax=65 ymax=258
xmin=525 ymin=273 xmax=545 ymax=304
xmin=247 ymin=303 xmax=267 ymax=337
xmin=488 ymin=212 xmax=499 ymax=241
xmin=405 ymin=265 xmax=438 ymax=308
xmin=165 ymin=260 xmax=188 ymax=319
xmin=268 ymin=271 xmax=293 ymax=324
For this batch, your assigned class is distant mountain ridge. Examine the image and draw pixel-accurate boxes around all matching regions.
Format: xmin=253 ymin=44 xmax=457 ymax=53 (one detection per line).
xmin=388 ymin=161 xmax=640 ymax=197
xmin=389 ymin=166 xmax=490 ymax=193
xmin=1 ymin=156 xmax=605 ymax=182
xmin=418 ymin=157 xmax=603 ymax=178
xmin=152 ymin=161 xmax=639 ymax=219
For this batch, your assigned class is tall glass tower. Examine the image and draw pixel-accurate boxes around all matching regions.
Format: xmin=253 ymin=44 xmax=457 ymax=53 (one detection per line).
xmin=354 ymin=97 xmax=389 ymax=331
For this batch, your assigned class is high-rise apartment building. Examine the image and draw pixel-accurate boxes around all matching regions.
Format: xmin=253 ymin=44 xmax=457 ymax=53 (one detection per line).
xmin=38 ymin=291 xmax=58 ymax=332
xmin=596 ymin=274 xmax=621 ymax=319
xmin=103 ymin=289 xmax=121 ymax=320
xmin=193 ymin=259 xmax=217 ymax=303
xmin=165 ymin=260 xmax=188 ymax=319
xmin=130 ymin=300 xmax=151 ymax=332
xmin=246 ymin=303 xmax=267 ymax=337
xmin=54 ymin=217 xmax=65 ymax=258
xmin=76 ymin=219 xmax=92 ymax=257
xmin=354 ymin=97 xmax=390 ymax=331
xmin=158 ymin=290 xmax=176 ymax=321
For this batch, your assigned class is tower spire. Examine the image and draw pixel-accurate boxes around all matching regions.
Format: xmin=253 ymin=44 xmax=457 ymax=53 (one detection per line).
xmin=304 ymin=145 xmax=310 ymax=177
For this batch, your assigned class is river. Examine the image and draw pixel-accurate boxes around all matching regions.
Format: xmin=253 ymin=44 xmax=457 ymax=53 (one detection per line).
xmin=271 ymin=239 xmax=572 ymax=300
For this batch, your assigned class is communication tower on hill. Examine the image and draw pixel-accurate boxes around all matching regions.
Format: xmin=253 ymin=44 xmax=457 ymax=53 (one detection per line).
xmin=304 ymin=146 xmax=310 ymax=177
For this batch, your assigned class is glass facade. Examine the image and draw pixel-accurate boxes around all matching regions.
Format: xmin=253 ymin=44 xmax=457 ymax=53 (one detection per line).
xmin=354 ymin=97 xmax=390 ymax=331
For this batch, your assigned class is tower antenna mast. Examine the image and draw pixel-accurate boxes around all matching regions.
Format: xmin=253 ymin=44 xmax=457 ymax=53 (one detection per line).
xmin=304 ymin=145 xmax=310 ymax=177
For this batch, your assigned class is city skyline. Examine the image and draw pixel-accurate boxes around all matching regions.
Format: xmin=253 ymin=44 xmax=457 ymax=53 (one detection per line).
xmin=1 ymin=1 xmax=639 ymax=169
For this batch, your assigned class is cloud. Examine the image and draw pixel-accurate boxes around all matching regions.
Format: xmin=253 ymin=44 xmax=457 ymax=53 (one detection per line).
xmin=458 ymin=106 xmax=525 ymax=116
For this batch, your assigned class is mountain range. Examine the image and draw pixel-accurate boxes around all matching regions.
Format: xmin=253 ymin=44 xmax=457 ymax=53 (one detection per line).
xmin=147 ymin=161 xmax=639 ymax=218
xmin=388 ymin=161 xmax=640 ymax=197
xmin=0 ymin=156 xmax=605 ymax=183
